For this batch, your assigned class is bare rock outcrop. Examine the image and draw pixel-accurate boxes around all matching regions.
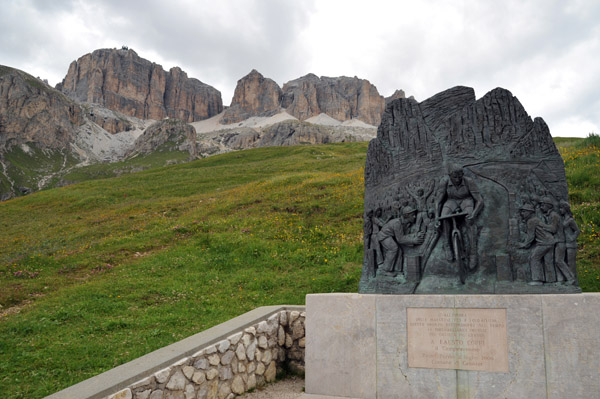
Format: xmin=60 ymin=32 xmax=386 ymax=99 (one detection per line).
xmin=281 ymin=74 xmax=385 ymax=126
xmin=84 ymin=104 xmax=134 ymax=134
xmin=222 ymin=70 xmax=283 ymax=124
xmin=127 ymin=119 xmax=197 ymax=159
xmin=385 ymin=89 xmax=406 ymax=106
xmin=0 ymin=65 xmax=83 ymax=152
xmin=57 ymin=48 xmax=223 ymax=122
xmin=196 ymin=119 xmax=375 ymax=156
xmin=259 ymin=120 xmax=353 ymax=146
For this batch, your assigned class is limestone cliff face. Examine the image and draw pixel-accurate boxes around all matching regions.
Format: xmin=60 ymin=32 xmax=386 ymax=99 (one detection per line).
xmin=164 ymin=67 xmax=222 ymax=122
xmin=57 ymin=48 xmax=223 ymax=122
xmin=0 ymin=65 xmax=83 ymax=151
xmin=222 ymin=70 xmax=283 ymax=124
xmin=281 ymin=74 xmax=385 ymax=126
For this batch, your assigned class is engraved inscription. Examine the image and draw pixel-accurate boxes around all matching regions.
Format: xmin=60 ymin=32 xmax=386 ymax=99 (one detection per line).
xmin=407 ymin=308 xmax=508 ymax=372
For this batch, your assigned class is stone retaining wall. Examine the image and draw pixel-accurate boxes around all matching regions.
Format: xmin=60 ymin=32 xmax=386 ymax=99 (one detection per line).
xmin=108 ymin=310 xmax=305 ymax=399
xmin=46 ymin=306 xmax=305 ymax=399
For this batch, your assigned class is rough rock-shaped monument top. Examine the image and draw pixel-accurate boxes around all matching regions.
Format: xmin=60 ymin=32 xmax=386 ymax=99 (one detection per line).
xmin=360 ymin=86 xmax=580 ymax=294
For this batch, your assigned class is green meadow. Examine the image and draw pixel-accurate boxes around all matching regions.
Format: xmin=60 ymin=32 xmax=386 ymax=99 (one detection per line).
xmin=557 ymin=134 xmax=600 ymax=287
xmin=1 ymin=138 xmax=599 ymax=398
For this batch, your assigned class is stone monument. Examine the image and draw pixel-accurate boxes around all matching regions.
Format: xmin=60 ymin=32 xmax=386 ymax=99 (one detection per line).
xmin=359 ymin=86 xmax=580 ymax=294
xmin=303 ymin=87 xmax=599 ymax=399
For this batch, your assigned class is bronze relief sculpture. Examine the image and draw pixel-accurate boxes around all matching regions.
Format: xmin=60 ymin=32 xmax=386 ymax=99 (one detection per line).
xmin=359 ymin=86 xmax=580 ymax=294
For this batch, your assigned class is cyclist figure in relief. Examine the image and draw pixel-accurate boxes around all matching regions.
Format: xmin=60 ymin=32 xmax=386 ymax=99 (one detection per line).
xmin=434 ymin=163 xmax=484 ymax=269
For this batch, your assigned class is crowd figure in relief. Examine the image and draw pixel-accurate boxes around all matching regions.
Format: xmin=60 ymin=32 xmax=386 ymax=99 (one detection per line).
xmin=517 ymin=196 xmax=579 ymax=285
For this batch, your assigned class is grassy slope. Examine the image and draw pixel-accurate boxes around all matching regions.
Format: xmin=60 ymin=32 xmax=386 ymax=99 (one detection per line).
xmin=1 ymin=141 xmax=191 ymax=199
xmin=1 ymin=145 xmax=80 ymax=193
xmin=0 ymin=139 xmax=599 ymax=398
xmin=56 ymin=146 xmax=192 ymax=186
xmin=0 ymin=143 xmax=366 ymax=398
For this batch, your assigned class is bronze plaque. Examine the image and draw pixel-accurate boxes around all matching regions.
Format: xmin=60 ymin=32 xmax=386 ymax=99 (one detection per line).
xmin=407 ymin=308 xmax=508 ymax=372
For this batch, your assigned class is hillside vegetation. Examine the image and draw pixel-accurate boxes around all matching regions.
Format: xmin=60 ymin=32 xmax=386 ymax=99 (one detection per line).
xmin=1 ymin=139 xmax=599 ymax=398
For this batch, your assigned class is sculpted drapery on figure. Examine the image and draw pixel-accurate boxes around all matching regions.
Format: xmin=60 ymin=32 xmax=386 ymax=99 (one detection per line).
xmin=359 ymin=86 xmax=580 ymax=294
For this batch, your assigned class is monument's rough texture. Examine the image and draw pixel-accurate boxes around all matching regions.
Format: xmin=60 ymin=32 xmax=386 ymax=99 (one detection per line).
xmin=360 ymin=86 xmax=579 ymax=294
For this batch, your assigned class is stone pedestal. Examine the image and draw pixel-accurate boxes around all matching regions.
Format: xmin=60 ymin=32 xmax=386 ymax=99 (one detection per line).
xmin=303 ymin=293 xmax=600 ymax=399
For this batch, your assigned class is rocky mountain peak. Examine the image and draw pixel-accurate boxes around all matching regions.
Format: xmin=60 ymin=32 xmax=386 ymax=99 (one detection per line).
xmin=385 ymin=89 xmax=406 ymax=105
xmin=221 ymin=69 xmax=283 ymax=124
xmin=283 ymin=73 xmax=320 ymax=87
xmin=57 ymin=48 xmax=223 ymax=122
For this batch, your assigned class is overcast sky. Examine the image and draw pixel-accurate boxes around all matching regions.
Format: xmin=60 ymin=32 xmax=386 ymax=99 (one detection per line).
xmin=1 ymin=0 xmax=599 ymax=137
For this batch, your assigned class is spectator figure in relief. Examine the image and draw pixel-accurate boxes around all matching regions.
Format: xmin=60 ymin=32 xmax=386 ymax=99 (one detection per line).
xmin=424 ymin=208 xmax=437 ymax=234
xmin=552 ymin=200 xmax=576 ymax=284
xmin=407 ymin=180 xmax=434 ymax=231
xmin=538 ymin=196 xmax=562 ymax=283
xmin=377 ymin=206 xmax=425 ymax=276
xmin=398 ymin=191 xmax=412 ymax=209
xmin=369 ymin=208 xmax=385 ymax=265
xmin=434 ymin=164 xmax=483 ymax=268
xmin=559 ymin=200 xmax=580 ymax=277
xmin=518 ymin=199 xmax=560 ymax=285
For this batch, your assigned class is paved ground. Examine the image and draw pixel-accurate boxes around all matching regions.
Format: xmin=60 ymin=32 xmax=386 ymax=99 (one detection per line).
xmin=239 ymin=376 xmax=304 ymax=399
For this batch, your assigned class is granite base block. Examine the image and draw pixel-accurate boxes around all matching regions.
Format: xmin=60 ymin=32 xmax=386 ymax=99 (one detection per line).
xmin=305 ymin=293 xmax=600 ymax=399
